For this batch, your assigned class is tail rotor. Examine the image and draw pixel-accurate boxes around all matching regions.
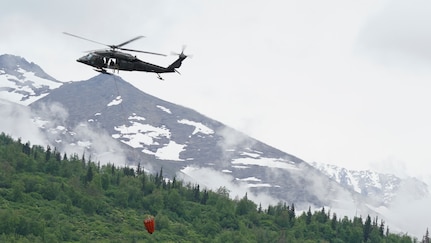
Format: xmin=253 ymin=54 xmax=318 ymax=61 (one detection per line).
xmin=171 ymin=45 xmax=190 ymax=59
xmin=166 ymin=45 xmax=190 ymax=74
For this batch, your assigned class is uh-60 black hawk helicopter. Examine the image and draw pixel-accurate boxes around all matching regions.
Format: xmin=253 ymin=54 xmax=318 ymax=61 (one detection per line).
xmin=63 ymin=32 xmax=188 ymax=80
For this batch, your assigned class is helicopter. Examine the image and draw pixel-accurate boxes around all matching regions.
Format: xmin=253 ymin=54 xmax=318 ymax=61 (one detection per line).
xmin=63 ymin=32 xmax=188 ymax=80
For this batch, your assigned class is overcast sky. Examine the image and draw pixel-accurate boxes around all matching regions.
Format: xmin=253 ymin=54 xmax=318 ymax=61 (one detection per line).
xmin=2 ymin=0 xmax=431 ymax=180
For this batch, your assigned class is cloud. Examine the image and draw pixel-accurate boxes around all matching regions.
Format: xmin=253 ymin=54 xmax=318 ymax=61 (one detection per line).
xmin=217 ymin=127 xmax=251 ymax=150
xmin=369 ymin=157 xmax=411 ymax=179
xmin=0 ymin=97 xmax=127 ymax=167
xmin=357 ymin=0 xmax=431 ymax=64
xmin=65 ymin=123 xmax=127 ymax=167
xmin=0 ymin=99 xmax=48 ymax=145
xmin=177 ymin=166 xmax=278 ymax=208
xmin=384 ymin=180 xmax=431 ymax=238
xmin=30 ymin=101 xmax=127 ymax=166
xmin=32 ymin=101 xmax=69 ymax=127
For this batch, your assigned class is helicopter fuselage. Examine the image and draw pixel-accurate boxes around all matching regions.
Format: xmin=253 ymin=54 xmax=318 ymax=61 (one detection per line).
xmin=77 ymin=51 xmax=186 ymax=74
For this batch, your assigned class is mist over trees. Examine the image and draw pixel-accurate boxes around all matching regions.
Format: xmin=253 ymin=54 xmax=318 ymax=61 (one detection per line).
xmin=0 ymin=132 xmax=424 ymax=242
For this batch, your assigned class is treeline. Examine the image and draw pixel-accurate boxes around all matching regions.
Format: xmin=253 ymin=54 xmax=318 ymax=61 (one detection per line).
xmin=0 ymin=132 xmax=421 ymax=242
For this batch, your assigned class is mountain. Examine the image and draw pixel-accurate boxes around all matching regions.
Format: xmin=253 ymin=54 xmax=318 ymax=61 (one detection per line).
xmin=311 ymin=162 xmax=429 ymax=206
xmin=0 ymin=54 xmax=62 ymax=105
xmin=29 ymin=73 xmax=351 ymax=209
xmin=1 ymin=54 xmax=429 ymax=236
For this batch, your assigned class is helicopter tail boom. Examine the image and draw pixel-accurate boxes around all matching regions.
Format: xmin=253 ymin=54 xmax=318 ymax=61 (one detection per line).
xmin=167 ymin=58 xmax=184 ymax=71
xmin=167 ymin=48 xmax=188 ymax=72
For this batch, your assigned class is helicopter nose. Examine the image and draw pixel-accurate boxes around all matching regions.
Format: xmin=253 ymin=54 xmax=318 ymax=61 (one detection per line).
xmin=77 ymin=56 xmax=86 ymax=63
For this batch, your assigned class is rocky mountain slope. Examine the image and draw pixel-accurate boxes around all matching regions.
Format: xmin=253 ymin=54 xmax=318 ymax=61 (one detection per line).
xmin=29 ymin=73 xmax=349 ymax=209
xmin=312 ymin=162 xmax=429 ymax=206
xmin=0 ymin=54 xmax=61 ymax=105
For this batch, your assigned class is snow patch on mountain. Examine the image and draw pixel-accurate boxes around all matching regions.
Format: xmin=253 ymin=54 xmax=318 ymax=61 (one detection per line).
xmin=237 ymin=176 xmax=261 ymax=182
xmin=152 ymin=141 xmax=186 ymax=161
xmin=177 ymin=119 xmax=214 ymax=135
xmin=107 ymin=96 xmax=122 ymax=106
xmin=232 ymin=157 xmax=300 ymax=171
xmin=236 ymin=177 xmax=272 ymax=188
xmin=111 ymin=115 xmax=191 ymax=161
xmin=113 ymin=122 xmax=169 ymax=146
xmin=0 ymin=68 xmax=62 ymax=105
xmin=241 ymin=151 xmax=262 ymax=158
xmin=0 ymin=55 xmax=62 ymax=105
xmin=157 ymin=105 xmax=172 ymax=114
xmin=128 ymin=113 xmax=145 ymax=121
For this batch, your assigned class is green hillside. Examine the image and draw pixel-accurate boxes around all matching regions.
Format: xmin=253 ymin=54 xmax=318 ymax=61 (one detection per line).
xmin=0 ymin=132 xmax=419 ymax=242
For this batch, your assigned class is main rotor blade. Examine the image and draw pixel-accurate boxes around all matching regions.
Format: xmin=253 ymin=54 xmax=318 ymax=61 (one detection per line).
xmin=63 ymin=32 xmax=108 ymax=47
xmin=119 ymin=47 xmax=166 ymax=56
xmin=84 ymin=48 xmax=109 ymax=53
xmin=116 ymin=36 xmax=145 ymax=48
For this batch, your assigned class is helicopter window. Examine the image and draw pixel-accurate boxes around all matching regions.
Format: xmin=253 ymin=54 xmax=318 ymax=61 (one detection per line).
xmin=108 ymin=58 xmax=117 ymax=67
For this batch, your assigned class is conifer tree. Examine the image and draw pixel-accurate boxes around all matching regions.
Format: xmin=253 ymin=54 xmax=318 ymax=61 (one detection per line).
xmin=193 ymin=184 xmax=200 ymax=202
xmin=22 ymin=141 xmax=31 ymax=155
xmin=379 ymin=220 xmax=385 ymax=237
xmin=81 ymin=152 xmax=86 ymax=168
xmin=364 ymin=215 xmax=372 ymax=242
xmin=331 ymin=213 xmax=337 ymax=230
xmin=172 ymin=176 xmax=177 ymax=189
xmin=141 ymin=171 xmax=147 ymax=191
xmin=423 ymin=228 xmax=430 ymax=243
xmin=45 ymin=145 xmax=51 ymax=161
xmin=306 ymin=206 xmax=312 ymax=225
xmin=137 ymin=162 xmax=141 ymax=175
xmin=201 ymin=189 xmax=209 ymax=205
xmin=85 ymin=165 xmax=93 ymax=184
xmin=289 ymin=203 xmax=295 ymax=224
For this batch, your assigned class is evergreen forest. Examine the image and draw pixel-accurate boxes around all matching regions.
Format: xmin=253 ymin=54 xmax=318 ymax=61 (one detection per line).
xmin=0 ymin=132 xmax=424 ymax=242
